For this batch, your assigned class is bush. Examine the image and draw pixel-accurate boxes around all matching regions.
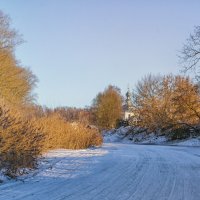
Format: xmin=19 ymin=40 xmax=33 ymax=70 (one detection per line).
xmin=0 ymin=100 xmax=44 ymax=178
xmin=38 ymin=113 xmax=102 ymax=150
xmin=0 ymin=103 xmax=102 ymax=178
xmin=168 ymin=127 xmax=191 ymax=140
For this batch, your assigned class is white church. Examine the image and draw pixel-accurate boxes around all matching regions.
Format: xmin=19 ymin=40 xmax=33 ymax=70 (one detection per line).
xmin=123 ymin=88 xmax=137 ymax=124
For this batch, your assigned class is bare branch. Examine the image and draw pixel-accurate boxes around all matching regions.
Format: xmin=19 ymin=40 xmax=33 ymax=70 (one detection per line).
xmin=180 ymin=26 xmax=200 ymax=77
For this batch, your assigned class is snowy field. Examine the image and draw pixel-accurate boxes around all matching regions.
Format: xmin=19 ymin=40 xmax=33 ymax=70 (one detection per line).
xmin=0 ymin=143 xmax=200 ymax=200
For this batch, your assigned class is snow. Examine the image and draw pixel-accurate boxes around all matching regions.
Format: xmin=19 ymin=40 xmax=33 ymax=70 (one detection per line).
xmin=1 ymin=143 xmax=200 ymax=200
xmin=103 ymin=127 xmax=168 ymax=144
xmin=103 ymin=126 xmax=200 ymax=146
xmin=172 ymin=137 xmax=200 ymax=147
xmin=0 ymin=171 xmax=7 ymax=183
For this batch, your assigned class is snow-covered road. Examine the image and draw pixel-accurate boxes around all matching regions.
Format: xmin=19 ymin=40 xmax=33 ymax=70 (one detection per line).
xmin=1 ymin=143 xmax=200 ymax=200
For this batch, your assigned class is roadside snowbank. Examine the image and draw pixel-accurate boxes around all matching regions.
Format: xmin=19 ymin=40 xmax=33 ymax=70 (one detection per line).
xmin=172 ymin=138 xmax=200 ymax=146
xmin=103 ymin=126 xmax=200 ymax=147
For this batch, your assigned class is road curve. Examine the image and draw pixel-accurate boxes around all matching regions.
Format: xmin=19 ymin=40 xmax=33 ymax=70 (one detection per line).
xmin=0 ymin=143 xmax=200 ymax=200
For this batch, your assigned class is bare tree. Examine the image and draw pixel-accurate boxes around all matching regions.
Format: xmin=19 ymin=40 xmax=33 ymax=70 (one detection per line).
xmin=0 ymin=11 xmax=22 ymax=52
xmin=0 ymin=11 xmax=37 ymax=105
xmin=180 ymin=26 xmax=200 ymax=79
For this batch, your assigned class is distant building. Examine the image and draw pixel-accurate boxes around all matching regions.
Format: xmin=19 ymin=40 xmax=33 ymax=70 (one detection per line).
xmin=123 ymin=88 xmax=138 ymax=124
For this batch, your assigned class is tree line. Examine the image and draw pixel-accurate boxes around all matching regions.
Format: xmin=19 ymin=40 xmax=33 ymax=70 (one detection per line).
xmin=92 ymin=26 xmax=200 ymax=139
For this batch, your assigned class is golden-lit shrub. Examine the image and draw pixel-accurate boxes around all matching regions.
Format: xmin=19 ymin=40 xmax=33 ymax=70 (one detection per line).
xmin=38 ymin=113 xmax=102 ymax=150
xmin=133 ymin=74 xmax=200 ymax=132
xmin=0 ymin=101 xmax=102 ymax=178
xmin=0 ymin=99 xmax=44 ymax=177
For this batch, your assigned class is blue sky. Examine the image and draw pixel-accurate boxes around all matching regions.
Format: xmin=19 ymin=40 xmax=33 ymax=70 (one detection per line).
xmin=1 ymin=0 xmax=200 ymax=107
